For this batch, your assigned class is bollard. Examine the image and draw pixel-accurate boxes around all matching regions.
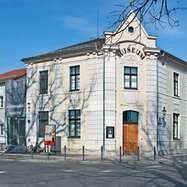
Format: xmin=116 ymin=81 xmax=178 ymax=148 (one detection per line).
xmin=119 ymin=146 xmax=122 ymax=163
xmin=137 ymin=146 xmax=140 ymax=161
xmin=31 ymin=148 xmax=33 ymax=159
xmin=82 ymin=146 xmax=85 ymax=161
xmin=64 ymin=145 xmax=66 ymax=160
xmin=154 ymin=146 xmax=156 ymax=161
xmin=47 ymin=145 xmax=49 ymax=160
xmin=101 ymin=146 xmax=103 ymax=161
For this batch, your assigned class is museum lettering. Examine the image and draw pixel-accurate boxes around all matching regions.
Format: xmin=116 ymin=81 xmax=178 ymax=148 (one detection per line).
xmin=118 ymin=46 xmax=145 ymax=60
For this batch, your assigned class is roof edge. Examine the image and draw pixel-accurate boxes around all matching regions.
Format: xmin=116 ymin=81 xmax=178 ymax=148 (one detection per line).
xmin=21 ymin=38 xmax=105 ymax=64
xmin=161 ymin=50 xmax=187 ymax=67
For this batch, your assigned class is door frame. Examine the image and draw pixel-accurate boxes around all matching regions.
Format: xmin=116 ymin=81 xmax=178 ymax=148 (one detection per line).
xmin=122 ymin=110 xmax=139 ymax=155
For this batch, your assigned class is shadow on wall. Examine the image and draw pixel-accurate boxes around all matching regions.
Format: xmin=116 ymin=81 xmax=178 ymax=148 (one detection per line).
xmin=25 ymin=62 xmax=97 ymax=150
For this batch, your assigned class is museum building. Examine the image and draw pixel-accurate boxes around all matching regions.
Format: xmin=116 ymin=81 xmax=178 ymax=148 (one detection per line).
xmin=21 ymin=11 xmax=187 ymax=156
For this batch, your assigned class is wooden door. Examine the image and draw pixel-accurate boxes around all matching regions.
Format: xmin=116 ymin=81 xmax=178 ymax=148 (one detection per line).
xmin=123 ymin=124 xmax=138 ymax=154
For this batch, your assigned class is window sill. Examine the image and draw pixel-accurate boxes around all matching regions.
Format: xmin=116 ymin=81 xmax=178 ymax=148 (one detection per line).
xmin=39 ymin=93 xmax=48 ymax=96
xmin=173 ymin=95 xmax=180 ymax=100
xmin=123 ymin=89 xmax=139 ymax=92
xmin=68 ymin=90 xmax=81 ymax=94
xmin=68 ymin=137 xmax=81 ymax=140
xmin=173 ymin=138 xmax=180 ymax=141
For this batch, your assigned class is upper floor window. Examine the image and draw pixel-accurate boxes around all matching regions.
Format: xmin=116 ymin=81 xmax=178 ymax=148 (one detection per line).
xmin=70 ymin=66 xmax=80 ymax=91
xmin=0 ymin=96 xmax=3 ymax=108
xmin=173 ymin=113 xmax=179 ymax=140
xmin=69 ymin=109 xmax=81 ymax=138
xmin=124 ymin=67 xmax=138 ymax=89
xmin=174 ymin=72 xmax=179 ymax=96
xmin=38 ymin=111 xmax=48 ymax=137
xmin=40 ymin=70 xmax=48 ymax=94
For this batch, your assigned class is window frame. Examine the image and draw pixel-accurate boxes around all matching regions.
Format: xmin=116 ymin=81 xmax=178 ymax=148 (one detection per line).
xmin=70 ymin=65 xmax=80 ymax=91
xmin=68 ymin=109 xmax=81 ymax=138
xmin=38 ymin=111 xmax=49 ymax=138
xmin=0 ymin=123 xmax=3 ymax=135
xmin=0 ymin=96 xmax=3 ymax=108
xmin=124 ymin=66 xmax=138 ymax=89
xmin=173 ymin=113 xmax=180 ymax=140
xmin=39 ymin=70 xmax=48 ymax=94
xmin=173 ymin=72 xmax=179 ymax=97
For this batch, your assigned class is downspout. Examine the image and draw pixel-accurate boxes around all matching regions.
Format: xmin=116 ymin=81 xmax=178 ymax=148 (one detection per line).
xmin=103 ymin=52 xmax=106 ymax=150
xmin=156 ymin=56 xmax=159 ymax=153
xmin=115 ymin=53 xmax=117 ymax=151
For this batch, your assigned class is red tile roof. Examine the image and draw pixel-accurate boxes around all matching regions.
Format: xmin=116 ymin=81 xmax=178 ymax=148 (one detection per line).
xmin=0 ymin=68 xmax=26 ymax=82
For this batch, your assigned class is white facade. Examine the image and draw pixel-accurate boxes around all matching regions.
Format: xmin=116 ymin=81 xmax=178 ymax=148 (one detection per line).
xmin=22 ymin=11 xmax=187 ymax=156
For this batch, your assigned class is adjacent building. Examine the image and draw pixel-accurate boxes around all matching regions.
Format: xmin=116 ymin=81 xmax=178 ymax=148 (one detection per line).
xmin=0 ymin=68 xmax=26 ymax=146
xmin=0 ymin=81 xmax=5 ymax=145
xmin=21 ymin=11 xmax=187 ymax=156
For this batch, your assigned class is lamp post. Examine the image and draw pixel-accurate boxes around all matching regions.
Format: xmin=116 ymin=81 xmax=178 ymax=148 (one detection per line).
xmin=162 ymin=107 xmax=167 ymax=128
xmin=162 ymin=107 xmax=166 ymax=119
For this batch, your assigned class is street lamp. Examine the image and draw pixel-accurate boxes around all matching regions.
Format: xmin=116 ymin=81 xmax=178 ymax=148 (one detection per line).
xmin=162 ymin=107 xmax=167 ymax=119
xmin=162 ymin=107 xmax=167 ymax=127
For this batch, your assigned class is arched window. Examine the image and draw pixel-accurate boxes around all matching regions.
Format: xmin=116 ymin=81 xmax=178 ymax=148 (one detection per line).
xmin=123 ymin=110 xmax=138 ymax=124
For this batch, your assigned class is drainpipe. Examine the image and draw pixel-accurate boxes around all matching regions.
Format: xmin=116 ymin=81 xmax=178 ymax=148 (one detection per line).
xmin=103 ymin=52 xmax=106 ymax=150
xmin=156 ymin=56 xmax=159 ymax=153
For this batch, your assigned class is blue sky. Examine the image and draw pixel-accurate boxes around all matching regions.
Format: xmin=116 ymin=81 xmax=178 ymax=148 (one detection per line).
xmin=0 ymin=0 xmax=187 ymax=73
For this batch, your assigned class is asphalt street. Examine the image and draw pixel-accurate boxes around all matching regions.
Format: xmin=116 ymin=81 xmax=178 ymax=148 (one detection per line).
xmin=0 ymin=155 xmax=186 ymax=187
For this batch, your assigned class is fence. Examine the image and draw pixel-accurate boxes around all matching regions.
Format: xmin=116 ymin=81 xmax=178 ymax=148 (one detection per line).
xmin=28 ymin=145 xmax=158 ymax=162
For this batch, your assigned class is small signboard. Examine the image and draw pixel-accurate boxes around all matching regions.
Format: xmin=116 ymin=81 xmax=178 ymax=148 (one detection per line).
xmin=44 ymin=124 xmax=56 ymax=145
xmin=106 ymin=126 xmax=114 ymax=139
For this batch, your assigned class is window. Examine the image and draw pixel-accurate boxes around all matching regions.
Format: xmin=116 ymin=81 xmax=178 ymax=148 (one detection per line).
xmin=0 ymin=96 xmax=3 ymax=108
xmin=174 ymin=73 xmax=179 ymax=96
xmin=124 ymin=67 xmax=138 ymax=89
xmin=123 ymin=110 xmax=138 ymax=124
xmin=128 ymin=26 xmax=134 ymax=33
xmin=40 ymin=70 xmax=48 ymax=94
xmin=38 ymin=111 xmax=48 ymax=137
xmin=69 ymin=109 xmax=81 ymax=138
xmin=70 ymin=66 xmax=80 ymax=91
xmin=173 ymin=113 xmax=179 ymax=140
xmin=0 ymin=124 xmax=3 ymax=135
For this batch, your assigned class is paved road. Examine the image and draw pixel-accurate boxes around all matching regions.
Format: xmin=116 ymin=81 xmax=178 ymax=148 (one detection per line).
xmin=0 ymin=155 xmax=186 ymax=187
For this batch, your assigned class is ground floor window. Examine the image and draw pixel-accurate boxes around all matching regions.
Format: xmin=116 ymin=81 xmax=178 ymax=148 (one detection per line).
xmin=173 ymin=113 xmax=179 ymax=140
xmin=38 ymin=111 xmax=48 ymax=137
xmin=7 ymin=117 xmax=26 ymax=145
xmin=68 ymin=109 xmax=81 ymax=138
xmin=0 ymin=123 xmax=3 ymax=135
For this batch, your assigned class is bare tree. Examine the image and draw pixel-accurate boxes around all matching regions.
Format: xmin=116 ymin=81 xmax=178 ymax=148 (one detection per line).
xmin=108 ymin=0 xmax=187 ymax=32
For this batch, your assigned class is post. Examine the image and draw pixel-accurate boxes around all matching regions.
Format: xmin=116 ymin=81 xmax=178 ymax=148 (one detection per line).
xmin=101 ymin=146 xmax=103 ymax=161
xmin=47 ymin=145 xmax=49 ymax=160
xmin=31 ymin=147 xmax=33 ymax=159
xmin=82 ymin=146 xmax=85 ymax=161
xmin=64 ymin=145 xmax=66 ymax=160
xmin=137 ymin=146 xmax=140 ymax=161
xmin=119 ymin=146 xmax=122 ymax=163
xmin=154 ymin=146 xmax=156 ymax=161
